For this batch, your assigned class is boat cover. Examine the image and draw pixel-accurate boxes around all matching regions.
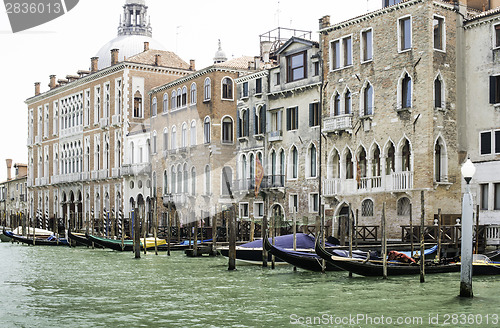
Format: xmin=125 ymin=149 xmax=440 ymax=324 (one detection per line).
xmin=241 ymin=233 xmax=336 ymax=249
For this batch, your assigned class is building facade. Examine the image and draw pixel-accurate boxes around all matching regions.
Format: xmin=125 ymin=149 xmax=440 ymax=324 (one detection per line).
xmin=26 ymin=0 xmax=192 ymax=232
xmin=0 ymin=160 xmax=28 ymax=227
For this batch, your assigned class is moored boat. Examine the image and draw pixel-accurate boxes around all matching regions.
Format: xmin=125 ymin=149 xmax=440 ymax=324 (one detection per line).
xmin=87 ymin=234 xmax=190 ymax=252
xmin=3 ymin=230 xmax=69 ymax=246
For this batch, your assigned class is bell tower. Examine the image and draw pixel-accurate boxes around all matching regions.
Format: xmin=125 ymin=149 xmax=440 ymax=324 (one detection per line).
xmin=118 ymin=0 xmax=152 ymax=37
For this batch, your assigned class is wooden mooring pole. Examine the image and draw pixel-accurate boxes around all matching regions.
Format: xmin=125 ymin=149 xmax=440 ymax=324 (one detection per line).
xmin=211 ymin=206 xmax=217 ymax=256
xmin=293 ymin=208 xmax=297 ymax=272
xmin=475 ymin=204 xmax=480 ymax=254
xmin=382 ymin=202 xmax=387 ymax=279
xmin=262 ymin=214 xmax=268 ymax=268
xmin=437 ymin=208 xmax=442 ymax=262
xmin=228 ymin=206 xmax=236 ymax=270
xmin=134 ymin=207 xmax=140 ymax=259
xmin=409 ymin=203 xmax=414 ymax=256
xmin=420 ymin=191 xmax=425 ymax=283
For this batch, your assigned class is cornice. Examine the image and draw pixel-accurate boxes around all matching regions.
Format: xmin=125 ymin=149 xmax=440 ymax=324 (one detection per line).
xmin=235 ymin=70 xmax=269 ymax=84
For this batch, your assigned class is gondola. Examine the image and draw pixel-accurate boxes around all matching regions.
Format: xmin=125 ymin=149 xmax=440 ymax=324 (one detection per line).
xmin=67 ymin=230 xmax=105 ymax=248
xmin=3 ymin=230 xmax=69 ymax=246
xmin=86 ymin=234 xmax=190 ymax=252
xmin=315 ymin=238 xmax=461 ymax=277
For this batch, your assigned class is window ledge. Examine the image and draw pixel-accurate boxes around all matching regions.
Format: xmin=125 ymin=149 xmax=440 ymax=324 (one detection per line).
xmin=398 ymin=48 xmax=412 ymax=54
xmin=434 ymin=181 xmax=453 ymax=190
xmin=396 ymin=107 xmax=412 ymax=113
xmin=361 ymin=59 xmax=373 ymax=64
xmin=254 ymin=134 xmax=264 ymax=140
xmin=238 ymin=136 xmax=249 ymax=142
xmin=434 ymin=107 xmax=446 ymax=112
xmin=255 ymin=93 xmax=263 ymax=97
xmin=360 ymin=114 xmax=373 ymax=120
xmin=493 ymin=103 xmax=500 ymax=110
xmin=433 ymin=48 xmax=446 ymax=53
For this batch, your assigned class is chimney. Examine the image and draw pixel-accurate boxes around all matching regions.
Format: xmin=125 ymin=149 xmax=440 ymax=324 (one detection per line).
xmin=189 ymin=59 xmax=196 ymax=71
xmin=49 ymin=75 xmax=56 ymax=89
xmin=155 ymin=54 xmax=161 ymax=66
xmin=319 ymin=15 xmax=330 ymax=30
xmin=6 ymin=159 xmax=12 ymax=181
xmin=34 ymin=82 xmax=40 ymax=96
xmin=254 ymin=56 xmax=261 ymax=70
xmin=91 ymin=57 xmax=99 ymax=73
xmin=144 ymin=41 xmax=149 ymax=52
xmin=111 ymin=49 xmax=119 ymax=66
xmin=260 ymin=41 xmax=273 ymax=64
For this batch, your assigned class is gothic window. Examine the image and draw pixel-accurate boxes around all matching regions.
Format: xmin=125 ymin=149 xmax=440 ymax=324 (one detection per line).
xmin=190 ymin=83 xmax=197 ymax=104
xmin=152 ymin=97 xmax=157 ymax=116
xmin=133 ymin=91 xmax=142 ymax=118
xmin=182 ymin=86 xmax=188 ymax=107
xmin=204 ymin=78 xmax=211 ymax=101
xmin=222 ymin=116 xmax=233 ymax=143
xmin=362 ymin=82 xmax=373 ymax=116
xmin=163 ymin=93 xmax=168 ymax=113
xmin=204 ymin=117 xmax=211 ymax=143
xmin=222 ymin=77 xmax=233 ymax=100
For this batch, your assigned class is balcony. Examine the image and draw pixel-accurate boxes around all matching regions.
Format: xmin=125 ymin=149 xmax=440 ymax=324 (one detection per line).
xmin=268 ymin=130 xmax=282 ymax=142
xmin=111 ymin=114 xmax=121 ymax=126
xmin=98 ymin=169 xmax=109 ymax=180
xmin=100 ymin=117 xmax=109 ymax=129
xmin=262 ymin=175 xmax=285 ymax=189
xmin=60 ymin=125 xmax=83 ymax=138
xmin=91 ymin=170 xmax=99 ymax=180
xmin=163 ymin=193 xmax=187 ymax=206
xmin=121 ymin=163 xmax=152 ymax=176
xmin=323 ymin=172 xmax=413 ymax=196
xmin=323 ymin=114 xmax=353 ymax=133
xmin=34 ymin=136 xmax=42 ymax=145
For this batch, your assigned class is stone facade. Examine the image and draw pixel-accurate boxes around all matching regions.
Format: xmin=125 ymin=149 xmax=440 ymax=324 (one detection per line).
xmin=0 ymin=161 xmax=28 ymax=226
xmin=319 ymin=0 xmax=464 ymax=237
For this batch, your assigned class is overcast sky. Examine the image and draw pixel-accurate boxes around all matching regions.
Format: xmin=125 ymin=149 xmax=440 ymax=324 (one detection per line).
xmin=0 ymin=0 xmax=380 ymax=182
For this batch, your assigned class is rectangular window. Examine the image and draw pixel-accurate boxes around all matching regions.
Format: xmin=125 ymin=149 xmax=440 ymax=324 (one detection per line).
xmin=331 ymin=40 xmax=340 ymax=70
xmin=433 ymin=16 xmax=444 ymax=51
xmin=384 ymin=0 xmax=402 ymax=7
xmin=480 ymin=184 xmax=489 ymax=210
xmin=271 ymin=110 xmax=282 ymax=133
xmin=287 ymin=52 xmax=306 ymax=82
xmin=275 ymin=72 xmax=280 ymax=85
xmin=496 ymin=130 xmax=500 ymax=154
xmin=314 ymin=61 xmax=320 ymax=76
xmin=286 ymin=107 xmax=298 ymax=131
xmin=495 ymin=183 xmax=500 ymax=210
xmin=239 ymin=203 xmax=249 ymax=218
xmin=289 ymin=194 xmax=298 ymax=213
xmin=480 ymin=131 xmax=492 ymax=155
xmin=309 ymin=193 xmax=319 ymax=213
xmin=343 ymin=36 xmax=352 ymax=66
xmin=242 ymin=82 xmax=249 ymax=98
xmin=361 ymin=29 xmax=373 ymax=62
xmin=255 ymin=78 xmax=262 ymax=94
xmin=490 ymin=75 xmax=500 ymax=104
xmin=495 ymin=24 xmax=500 ymax=48
xmin=399 ymin=16 xmax=412 ymax=51
xmin=309 ymin=103 xmax=320 ymax=127
xmin=254 ymin=202 xmax=264 ymax=218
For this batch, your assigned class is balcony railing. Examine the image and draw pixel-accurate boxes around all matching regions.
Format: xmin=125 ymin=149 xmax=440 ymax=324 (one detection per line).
xmin=268 ymin=130 xmax=282 ymax=142
xmin=323 ymin=172 xmax=413 ymax=196
xmin=112 ymin=167 xmax=121 ymax=178
xmin=60 ymin=125 xmax=83 ymax=138
xmin=34 ymin=136 xmax=42 ymax=144
xmin=111 ymin=114 xmax=121 ymax=126
xmin=98 ymin=169 xmax=108 ymax=180
xmin=323 ymin=114 xmax=353 ymax=133
xmin=121 ymin=163 xmax=152 ymax=176
xmin=100 ymin=117 xmax=109 ymax=129
xmin=485 ymin=225 xmax=500 ymax=246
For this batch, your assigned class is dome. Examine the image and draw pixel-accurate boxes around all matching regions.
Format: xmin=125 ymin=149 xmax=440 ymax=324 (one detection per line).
xmin=95 ymin=35 xmax=166 ymax=70
xmin=213 ymin=39 xmax=227 ymax=64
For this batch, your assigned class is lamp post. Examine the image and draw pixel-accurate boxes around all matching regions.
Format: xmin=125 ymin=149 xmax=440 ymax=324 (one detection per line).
xmin=460 ymin=158 xmax=476 ymax=298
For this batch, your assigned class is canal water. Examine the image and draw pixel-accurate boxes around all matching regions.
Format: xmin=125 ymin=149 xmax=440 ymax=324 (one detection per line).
xmin=1 ymin=242 xmax=500 ymax=328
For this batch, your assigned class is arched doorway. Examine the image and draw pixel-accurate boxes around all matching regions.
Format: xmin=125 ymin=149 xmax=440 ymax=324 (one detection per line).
xmin=270 ymin=204 xmax=285 ymax=236
xmin=335 ymin=203 xmax=354 ymax=244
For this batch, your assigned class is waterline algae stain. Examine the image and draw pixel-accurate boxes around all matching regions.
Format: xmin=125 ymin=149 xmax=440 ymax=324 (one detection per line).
xmin=4 ymin=0 xmax=79 ymax=33
xmin=1 ymin=243 xmax=500 ymax=327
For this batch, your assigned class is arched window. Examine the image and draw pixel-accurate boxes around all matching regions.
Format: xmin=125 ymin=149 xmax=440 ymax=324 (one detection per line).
xmin=434 ymin=75 xmax=445 ymax=109
xmin=333 ymin=93 xmax=341 ymax=116
xmin=163 ymin=170 xmax=168 ymax=194
xmin=329 ymin=150 xmax=340 ymax=179
xmin=401 ymin=139 xmax=411 ymax=171
xmin=362 ymin=83 xmax=373 ymax=116
xmin=290 ymin=146 xmax=298 ymax=179
xmin=163 ymin=128 xmax=168 ymax=151
xmin=385 ymin=142 xmax=395 ymax=175
xmin=133 ymin=91 xmax=142 ymax=118
xmin=309 ymin=144 xmax=317 ymax=178
xmin=222 ymin=116 xmax=233 ymax=143
xmin=397 ymin=197 xmax=411 ymax=216
xmin=177 ymin=88 xmax=182 ymax=108
xmin=171 ymin=90 xmax=177 ymax=110
xmin=177 ymin=165 xmax=182 ymax=193
xmin=190 ymin=120 xmax=196 ymax=146
xmin=361 ymin=199 xmax=374 ymax=217
xmin=171 ymin=126 xmax=177 ymax=150
xmin=204 ymin=117 xmax=211 ymax=143
xmin=183 ymin=164 xmax=188 ymax=193
xmin=171 ymin=166 xmax=176 ymax=194
xmin=271 ymin=150 xmax=277 ymax=186
xmin=152 ymin=97 xmax=157 ymax=116
xmin=191 ymin=167 xmax=196 ymax=195
xmin=345 ymin=149 xmax=353 ymax=179
xmin=222 ymin=166 xmax=233 ymax=196
xmin=222 ymin=77 xmax=233 ymax=100
xmin=434 ymin=137 xmax=448 ymax=182
xmin=402 ymin=73 xmax=412 ymax=108
xmin=279 ymin=150 xmax=285 ymax=186
xmin=345 ymin=89 xmax=352 ymax=115
xmin=181 ymin=86 xmax=188 ymax=107
xmin=372 ymin=145 xmax=381 ymax=177
xmin=190 ymin=83 xmax=197 ymax=104
xmin=249 ymin=154 xmax=255 ymax=188
xmin=181 ymin=123 xmax=187 ymax=148
xmin=204 ymin=78 xmax=211 ymax=101
xmin=152 ymin=131 xmax=157 ymax=154
xmin=358 ymin=147 xmax=367 ymax=178
xmin=163 ymin=93 xmax=168 ymax=113
xmin=205 ymin=165 xmax=211 ymax=195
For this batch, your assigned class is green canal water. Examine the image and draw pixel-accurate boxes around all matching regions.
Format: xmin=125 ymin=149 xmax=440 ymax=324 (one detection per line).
xmin=1 ymin=242 xmax=500 ymax=328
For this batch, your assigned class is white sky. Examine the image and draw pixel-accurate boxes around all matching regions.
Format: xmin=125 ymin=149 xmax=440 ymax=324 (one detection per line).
xmin=0 ymin=0 xmax=380 ymax=181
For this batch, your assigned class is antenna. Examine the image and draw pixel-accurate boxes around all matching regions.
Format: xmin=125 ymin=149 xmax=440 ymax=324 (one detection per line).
xmin=275 ymin=1 xmax=281 ymax=27
xmin=176 ymin=26 xmax=182 ymax=54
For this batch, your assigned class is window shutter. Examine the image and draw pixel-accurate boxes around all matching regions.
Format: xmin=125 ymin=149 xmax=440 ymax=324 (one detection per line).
xmin=261 ymin=105 xmax=266 ymax=134
xmin=278 ymin=110 xmax=282 ymax=131
xmin=309 ymin=104 xmax=314 ymax=127
xmin=236 ymin=110 xmax=241 ymax=138
xmin=295 ymin=107 xmax=299 ymax=129
xmin=244 ymin=109 xmax=249 ymax=137
xmin=253 ymin=107 xmax=258 ymax=135
xmin=286 ymin=108 xmax=291 ymax=131
xmin=266 ymin=110 xmax=271 ymax=134
xmin=491 ymin=76 xmax=498 ymax=104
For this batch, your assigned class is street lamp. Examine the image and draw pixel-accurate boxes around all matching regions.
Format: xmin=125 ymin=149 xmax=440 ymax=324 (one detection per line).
xmin=460 ymin=158 xmax=476 ymax=298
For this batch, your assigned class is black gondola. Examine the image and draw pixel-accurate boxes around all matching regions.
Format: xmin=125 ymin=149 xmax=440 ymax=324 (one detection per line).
xmin=67 ymin=231 xmax=105 ymax=248
xmin=315 ymin=238 xmax=461 ymax=277
xmin=3 ymin=230 xmax=69 ymax=246
xmin=86 ymin=234 xmax=190 ymax=252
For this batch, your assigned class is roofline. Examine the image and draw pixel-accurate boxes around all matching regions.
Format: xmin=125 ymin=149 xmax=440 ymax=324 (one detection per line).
xmin=26 ymin=62 xmax=191 ymax=105
xmin=275 ymin=36 xmax=319 ymax=55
